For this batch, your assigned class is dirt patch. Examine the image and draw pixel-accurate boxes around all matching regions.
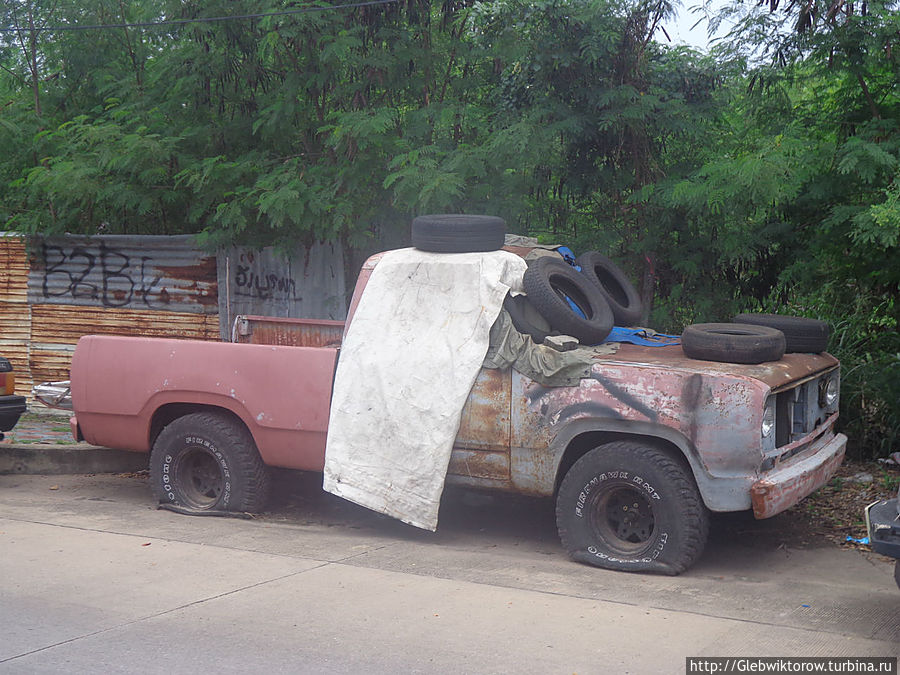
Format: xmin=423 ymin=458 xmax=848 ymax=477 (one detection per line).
xmin=786 ymin=459 xmax=899 ymax=549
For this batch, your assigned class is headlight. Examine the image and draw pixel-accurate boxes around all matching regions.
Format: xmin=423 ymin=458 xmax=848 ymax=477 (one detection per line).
xmin=762 ymin=399 xmax=776 ymax=438
xmin=819 ymin=374 xmax=839 ymax=408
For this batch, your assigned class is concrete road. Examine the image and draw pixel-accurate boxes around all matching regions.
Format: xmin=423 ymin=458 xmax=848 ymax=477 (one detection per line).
xmin=1 ymin=471 xmax=897 ymax=674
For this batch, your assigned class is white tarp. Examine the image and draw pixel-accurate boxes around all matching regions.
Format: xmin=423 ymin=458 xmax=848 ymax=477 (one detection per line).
xmin=322 ymin=247 xmax=528 ymax=530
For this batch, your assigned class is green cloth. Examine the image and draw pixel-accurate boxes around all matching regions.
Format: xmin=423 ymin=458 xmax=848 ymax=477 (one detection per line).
xmin=483 ymin=308 xmax=618 ymax=387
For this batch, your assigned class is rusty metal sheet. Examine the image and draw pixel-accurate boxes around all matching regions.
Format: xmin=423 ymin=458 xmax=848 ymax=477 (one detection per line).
xmin=455 ymin=367 xmax=512 ymax=453
xmin=0 ymin=236 xmax=30 ymax=303
xmin=30 ymin=346 xmax=74 ymax=385
xmin=0 ymin=341 xmax=31 ymax=374
xmin=218 ymin=242 xmax=347 ymax=340
xmin=232 ymin=315 xmax=344 ymax=347
xmin=27 ymin=234 xmax=218 ymax=314
xmin=32 ymin=304 xmax=220 ymax=344
xmin=0 ymin=301 xmax=31 ymax=341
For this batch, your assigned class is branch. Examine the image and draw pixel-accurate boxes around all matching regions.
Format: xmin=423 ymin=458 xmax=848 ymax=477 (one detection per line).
xmin=855 ymin=71 xmax=881 ymax=119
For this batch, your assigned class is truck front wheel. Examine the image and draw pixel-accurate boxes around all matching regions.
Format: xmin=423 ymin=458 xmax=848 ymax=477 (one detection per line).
xmin=556 ymin=442 xmax=708 ymax=575
xmin=150 ymin=412 xmax=270 ymax=514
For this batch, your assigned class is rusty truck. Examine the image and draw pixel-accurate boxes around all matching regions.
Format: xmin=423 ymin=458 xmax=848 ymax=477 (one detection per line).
xmin=68 ymin=248 xmax=846 ymax=574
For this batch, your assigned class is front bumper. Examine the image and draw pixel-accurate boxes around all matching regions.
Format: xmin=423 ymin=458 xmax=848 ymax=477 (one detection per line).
xmin=0 ymin=394 xmax=27 ymax=432
xmin=866 ymin=497 xmax=900 ymax=560
xmin=749 ymin=431 xmax=847 ymax=519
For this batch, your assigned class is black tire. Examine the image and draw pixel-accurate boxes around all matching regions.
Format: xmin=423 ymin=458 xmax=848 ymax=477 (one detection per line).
xmin=411 ymin=214 xmax=506 ymax=253
xmin=523 ymin=256 xmax=614 ymax=344
xmin=150 ymin=412 xmax=270 ymax=513
xmin=732 ymin=313 xmax=829 ymax=353
xmin=681 ymin=322 xmax=786 ymax=364
xmin=576 ymin=251 xmax=643 ymax=326
xmin=556 ymin=442 xmax=709 ymax=575
xmin=503 ymin=293 xmax=554 ymax=343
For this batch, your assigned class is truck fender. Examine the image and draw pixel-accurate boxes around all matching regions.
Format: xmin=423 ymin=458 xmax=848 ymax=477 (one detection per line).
xmin=547 ymin=417 xmax=753 ymax=513
xmin=144 ymin=393 xmax=258 ymax=450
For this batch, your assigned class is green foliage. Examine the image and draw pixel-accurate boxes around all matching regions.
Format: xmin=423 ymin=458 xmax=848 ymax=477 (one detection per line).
xmin=8 ymin=106 xmax=184 ymax=235
xmin=0 ymin=0 xmax=897 ymax=457
xmin=748 ymin=282 xmax=900 ymax=460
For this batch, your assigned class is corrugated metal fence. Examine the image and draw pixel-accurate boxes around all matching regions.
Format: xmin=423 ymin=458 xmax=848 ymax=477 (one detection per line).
xmin=217 ymin=241 xmax=347 ymax=339
xmin=0 ymin=233 xmax=347 ymax=404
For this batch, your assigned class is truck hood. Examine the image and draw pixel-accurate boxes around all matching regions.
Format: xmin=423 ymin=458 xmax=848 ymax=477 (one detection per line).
xmin=598 ymin=343 xmax=838 ymax=392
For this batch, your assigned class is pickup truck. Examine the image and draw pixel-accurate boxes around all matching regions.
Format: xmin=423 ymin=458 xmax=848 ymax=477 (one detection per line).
xmin=69 ymin=248 xmax=847 ymax=575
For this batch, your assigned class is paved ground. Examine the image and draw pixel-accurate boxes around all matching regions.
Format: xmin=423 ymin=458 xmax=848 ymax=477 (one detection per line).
xmin=1 ymin=470 xmax=897 ymax=674
xmin=1 ymin=411 xmax=74 ymax=445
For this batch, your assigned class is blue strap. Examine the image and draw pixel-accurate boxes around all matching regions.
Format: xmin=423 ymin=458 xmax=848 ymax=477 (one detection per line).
xmin=557 ymin=246 xmax=577 ymax=265
xmin=605 ymin=327 xmax=681 ymax=346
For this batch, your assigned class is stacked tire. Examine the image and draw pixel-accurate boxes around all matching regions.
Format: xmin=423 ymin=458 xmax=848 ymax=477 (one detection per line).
xmin=680 ymin=314 xmax=830 ymax=364
xmin=412 ymin=215 xmax=644 ymax=345
xmin=520 ymin=252 xmax=643 ymax=345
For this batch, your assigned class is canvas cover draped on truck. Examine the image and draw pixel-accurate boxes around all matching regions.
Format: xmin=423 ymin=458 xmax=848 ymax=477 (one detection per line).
xmin=322 ymin=248 xmax=527 ymax=530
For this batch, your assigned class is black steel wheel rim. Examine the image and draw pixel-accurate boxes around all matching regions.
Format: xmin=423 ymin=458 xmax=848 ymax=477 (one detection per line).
xmin=589 ymin=483 xmax=656 ymax=555
xmin=174 ymin=446 xmax=224 ymax=509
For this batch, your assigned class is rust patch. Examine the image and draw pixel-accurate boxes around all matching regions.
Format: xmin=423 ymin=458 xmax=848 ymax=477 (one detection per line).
xmin=155 ymin=257 xmax=218 ymax=307
xmin=233 ymin=316 xmax=345 ymax=348
xmin=457 ymin=368 xmax=511 ymax=452
xmin=475 ymin=366 xmax=506 ymax=400
xmin=448 ymin=448 xmax=510 ymax=480
xmin=751 ymin=437 xmax=846 ymax=519
xmin=156 ymin=256 xmax=218 ymax=284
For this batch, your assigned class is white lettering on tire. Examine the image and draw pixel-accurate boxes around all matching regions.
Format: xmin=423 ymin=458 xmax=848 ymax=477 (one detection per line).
xmin=586 ymin=532 xmax=669 ymax=564
xmin=162 ymin=453 xmax=175 ymax=501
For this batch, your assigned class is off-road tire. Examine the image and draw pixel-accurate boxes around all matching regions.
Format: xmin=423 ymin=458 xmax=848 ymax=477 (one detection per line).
xmin=523 ymin=256 xmax=614 ymax=344
xmin=732 ymin=313 xmax=829 ymax=353
xmin=150 ymin=412 xmax=270 ymax=514
xmin=556 ymin=442 xmax=709 ymax=575
xmin=411 ymin=214 xmax=506 ymax=253
xmin=576 ymin=251 xmax=643 ymax=326
xmin=681 ymin=322 xmax=786 ymax=364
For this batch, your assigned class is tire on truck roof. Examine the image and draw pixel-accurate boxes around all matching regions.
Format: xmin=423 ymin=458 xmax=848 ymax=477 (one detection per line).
xmin=411 ymin=214 xmax=506 ymax=253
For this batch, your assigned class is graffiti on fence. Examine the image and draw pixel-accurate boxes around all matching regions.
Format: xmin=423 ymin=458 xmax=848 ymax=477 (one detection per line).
xmin=233 ymin=251 xmax=298 ymax=301
xmin=27 ymin=235 xmax=218 ymax=313
xmin=41 ymin=243 xmax=168 ymax=309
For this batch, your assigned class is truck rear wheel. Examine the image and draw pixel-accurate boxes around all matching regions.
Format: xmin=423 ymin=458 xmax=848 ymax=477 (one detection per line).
xmin=555 ymin=441 xmax=708 ymax=575
xmin=150 ymin=412 xmax=270 ymax=514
